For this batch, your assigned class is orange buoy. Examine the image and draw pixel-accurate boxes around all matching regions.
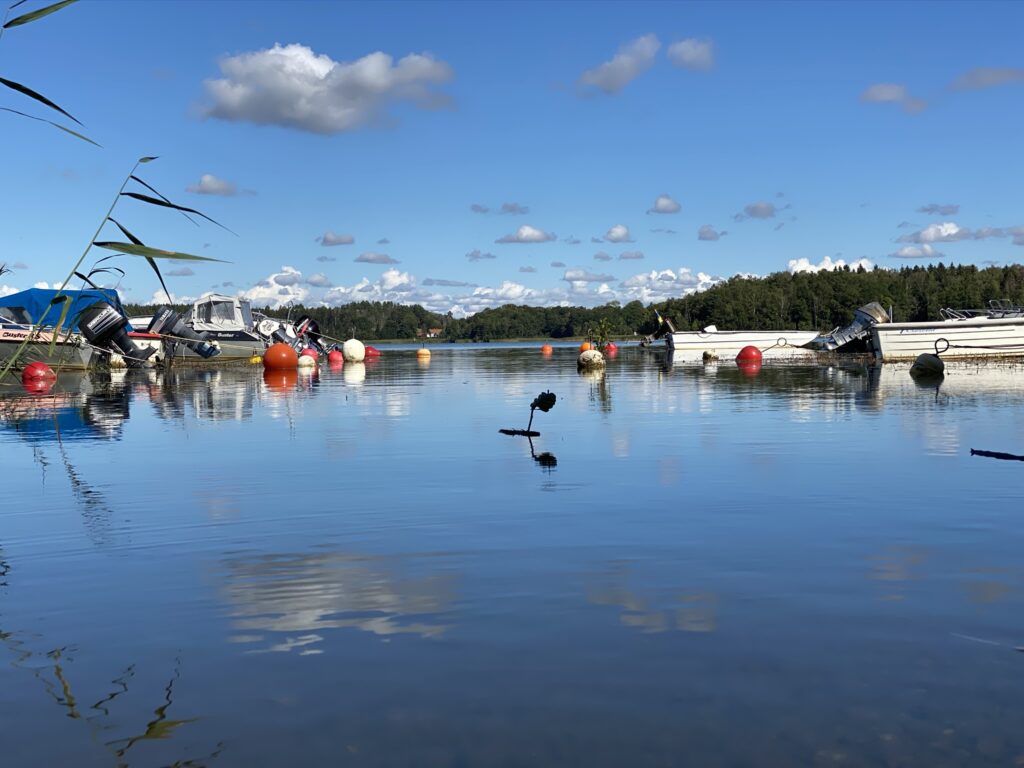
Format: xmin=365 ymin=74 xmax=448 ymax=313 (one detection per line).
xmin=263 ymin=343 xmax=298 ymax=370
xmin=416 ymin=347 xmax=431 ymax=359
xmin=541 ymin=344 xmax=553 ymax=355
xmin=327 ymin=349 xmax=344 ymax=365
xmin=735 ymin=345 xmax=762 ymax=365
xmin=579 ymin=341 xmax=592 ymax=352
xmin=365 ymin=345 xmax=381 ymax=358
xmin=263 ymin=368 xmax=298 ymax=392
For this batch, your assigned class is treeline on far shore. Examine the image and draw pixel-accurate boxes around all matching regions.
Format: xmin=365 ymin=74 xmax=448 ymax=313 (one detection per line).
xmin=124 ymin=263 xmax=1024 ymax=342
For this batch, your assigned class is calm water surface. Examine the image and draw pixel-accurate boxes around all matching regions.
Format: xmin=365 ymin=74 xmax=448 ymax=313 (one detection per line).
xmin=1 ymin=346 xmax=1023 ymax=767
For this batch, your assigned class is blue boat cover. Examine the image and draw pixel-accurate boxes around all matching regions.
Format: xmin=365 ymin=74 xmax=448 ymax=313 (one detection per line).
xmin=0 ymin=288 xmax=131 ymax=331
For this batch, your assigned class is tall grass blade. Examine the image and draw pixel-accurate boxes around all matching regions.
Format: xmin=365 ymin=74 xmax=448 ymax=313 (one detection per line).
xmin=128 ymin=175 xmax=197 ymax=226
xmin=120 ymin=191 xmax=234 ymax=235
xmin=107 ymin=218 xmax=170 ymax=301
xmin=3 ymin=0 xmax=77 ymax=28
xmin=0 ymin=106 xmax=98 ymax=145
xmin=138 ymin=156 xmax=158 ymax=163
xmin=92 ymin=241 xmax=228 ymax=263
xmin=0 ymin=76 xmax=82 ymax=124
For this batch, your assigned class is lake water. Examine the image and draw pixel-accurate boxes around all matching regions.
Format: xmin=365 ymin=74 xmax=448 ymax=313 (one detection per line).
xmin=1 ymin=345 xmax=1023 ymax=767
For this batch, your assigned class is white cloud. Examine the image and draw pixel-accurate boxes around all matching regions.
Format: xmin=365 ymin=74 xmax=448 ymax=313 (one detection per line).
xmin=355 ymin=252 xmax=400 ymax=264
xmin=318 ymin=231 xmax=354 ymax=246
xmin=604 ymin=223 xmax=632 ymax=242
xmin=619 ymin=250 xmax=644 ymax=260
xmin=618 ymin=268 xmax=720 ymax=303
xmin=578 ymin=34 xmax=660 ymax=95
xmin=788 ymin=256 xmax=875 ymax=273
xmin=240 ymin=266 xmax=309 ymax=307
xmin=306 ymin=272 xmax=332 ymax=287
xmin=274 ymin=270 xmax=302 ymax=286
xmin=500 ymin=202 xmax=529 ymax=215
xmin=563 ymin=269 xmax=615 ymax=284
xmin=647 ymin=194 xmax=681 ymax=214
xmin=666 ymin=38 xmax=714 ymax=71
xmin=466 ymin=249 xmax=497 ymax=261
xmin=860 ymin=83 xmax=926 ymax=113
xmin=201 ymin=43 xmax=454 ymax=134
xmin=917 ymin=203 xmax=959 ymax=216
xmin=1 ymin=284 xmax=20 ymax=297
xmin=166 ymin=267 xmax=195 ymax=277
xmin=423 ymin=278 xmax=474 ymax=287
xmin=897 ymin=221 xmax=969 ymax=243
xmin=734 ymin=201 xmax=776 ymax=221
xmin=495 ymin=225 xmax=556 ymax=243
xmin=698 ymin=224 xmax=726 ymax=241
xmin=888 ymin=245 xmax=944 ymax=260
xmin=950 ymin=67 xmax=1024 ymax=91
xmin=186 ymin=173 xmax=238 ymax=196
xmin=593 ymin=251 xmax=612 ymax=262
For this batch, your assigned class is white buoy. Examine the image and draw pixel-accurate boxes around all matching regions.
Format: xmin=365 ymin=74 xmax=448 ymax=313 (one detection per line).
xmin=297 ymin=354 xmax=316 ymax=369
xmin=342 ymin=338 xmax=366 ymax=362
xmin=108 ymin=353 xmax=127 ymax=369
xmin=577 ymin=349 xmax=605 ymax=369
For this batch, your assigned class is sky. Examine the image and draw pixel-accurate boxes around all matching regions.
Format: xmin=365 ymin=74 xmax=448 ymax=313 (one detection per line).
xmin=2 ymin=0 xmax=1023 ymax=316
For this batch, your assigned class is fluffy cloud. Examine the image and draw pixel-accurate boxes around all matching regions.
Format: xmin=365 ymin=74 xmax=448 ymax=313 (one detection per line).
xmin=647 ymin=194 xmax=681 ymax=214
xmin=593 ymin=251 xmax=613 ymax=262
xmin=466 ymin=249 xmax=497 ymax=261
xmin=860 ymin=83 xmax=926 ymax=113
xmin=603 ymin=223 xmax=632 ymax=242
xmin=355 ymin=252 xmax=400 ymax=264
xmin=734 ymin=201 xmax=776 ymax=221
xmin=470 ymin=203 xmax=489 ymax=213
xmin=888 ymin=245 xmax=944 ymax=259
xmin=666 ymin=38 xmax=714 ymax=71
xmin=495 ymin=225 xmax=556 ymax=243
xmin=166 ymin=267 xmax=195 ymax=277
xmin=619 ymin=251 xmax=644 ymax=260
xmin=618 ymin=268 xmax=719 ymax=303
xmin=423 ymin=278 xmax=474 ymax=287
xmin=698 ymin=224 xmax=726 ymax=241
xmin=316 ymin=254 xmax=337 ymax=262
xmin=950 ymin=67 xmax=1024 ymax=91
xmin=186 ymin=173 xmax=238 ymax=196
xmin=240 ymin=266 xmax=309 ymax=307
xmin=201 ymin=43 xmax=454 ymax=134
xmin=917 ymin=203 xmax=959 ymax=216
xmin=306 ymin=272 xmax=332 ymax=287
xmin=318 ymin=231 xmax=354 ymax=246
xmin=578 ymin=34 xmax=660 ymax=95
xmin=274 ymin=270 xmax=302 ymax=286
xmin=897 ymin=221 xmax=970 ymax=243
xmin=519 ymin=266 xmax=537 ymax=273
xmin=500 ymin=202 xmax=529 ymax=215
xmin=563 ymin=269 xmax=615 ymax=283
xmin=788 ymin=256 xmax=875 ymax=273
xmin=0 ymin=284 xmax=20 ymax=298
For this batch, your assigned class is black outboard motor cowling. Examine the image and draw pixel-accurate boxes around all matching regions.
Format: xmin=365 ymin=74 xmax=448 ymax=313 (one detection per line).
xmin=148 ymin=307 xmax=220 ymax=359
xmin=295 ymin=315 xmax=324 ymax=351
xmin=78 ymin=301 xmax=156 ymax=367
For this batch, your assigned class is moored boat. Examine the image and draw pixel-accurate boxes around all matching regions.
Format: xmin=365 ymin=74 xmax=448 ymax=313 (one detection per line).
xmin=666 ymin=326 xmax=821 ymax=358
xmin=871 ymin=305 xmax=1024 ymax=361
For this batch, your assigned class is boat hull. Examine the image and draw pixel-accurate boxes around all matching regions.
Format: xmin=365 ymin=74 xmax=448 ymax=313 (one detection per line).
xmin=871 ymin=318 xmax=1024 ymax=361
xmin=0 ymin=325 xmax=100 ymax=370
xmin=666 ymin=329 xmax=820 ymax=358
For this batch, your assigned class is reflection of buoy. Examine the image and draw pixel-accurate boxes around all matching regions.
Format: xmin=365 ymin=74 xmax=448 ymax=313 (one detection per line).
xmin=297 ymin=354 xmax=316 ymax=369
xmin=416 ymin=347 xmax=431 ymax=360
xmin=736 ymin=345 xmax=762 ymax=365
xmin=249 ymin=353 xmax=262 ymax=365
xmin=578 ymin=349 xmax=605 ymax=369
xmin=327 ymin=349 xmax=344 ymax=365
xmin=541 ymin=344 xmax=553 ymax=355
xmin=264 ymin=343 xmax=298 ymax=370
xmin=579 ymin=341 xmax=592 ymax=352
xmin=343 ymin=361 xmax=366 ymax=385
xmin=300 ymin=347 xmax=318 ymax=360
xmin=365 ymin=345 xmax=381 ymax=358
xmin=263 ymin=368 xmax=298 ymax=392
xmin=910 ymin=353 xmax=944 ymax=379
xmin=738 ymin=361 xmax=762 ymax=377
xmin=342 ymin=338 xmax=365 ymax=362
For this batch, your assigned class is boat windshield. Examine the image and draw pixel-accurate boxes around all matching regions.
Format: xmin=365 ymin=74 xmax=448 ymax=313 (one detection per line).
xmin=239 ymin=300 xmax=255 ymax=330
xmin=0 ymin=305 xmax=33 ymax=325
xmin=198 ymin=300 xmax=239 ymax=325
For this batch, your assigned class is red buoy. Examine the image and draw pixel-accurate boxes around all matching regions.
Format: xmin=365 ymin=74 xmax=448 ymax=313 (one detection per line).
xmin=736 ymin=345 xmax=762 ymax=365
xmin=327 ymin=349 xmax=344 ymax=365
xmin=300 ymin=347 xmax=319 ymax=360
xmin=263 ymin=343 xmax=298 ymax=370
xmin=22 ymin=361 xmax=56 ymax=381
xmin=364 ymin=345 xmax=381 ymax=358
xmin=604 ymin=342 xmax=618 ymax=358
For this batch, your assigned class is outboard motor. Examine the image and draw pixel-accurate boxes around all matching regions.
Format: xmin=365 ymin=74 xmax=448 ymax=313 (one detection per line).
xmin=294 ymin=315 xmax=324 ymax=351
xmin=818 ymin=302 xmax=890 ymax=351
xmin=147 ymin=307 xmax=221 ymax=359
xmin=78 ymin=301 xmax=157 ymax=367
xmin=271 ymin=324 xmax=300 ymax=349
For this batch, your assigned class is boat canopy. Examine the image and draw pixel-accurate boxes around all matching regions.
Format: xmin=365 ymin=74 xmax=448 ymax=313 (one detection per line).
xmin=187 ymin=294 xmax=255 ymax=332
xmin=0 ymin=288 xmax=129 ymax=331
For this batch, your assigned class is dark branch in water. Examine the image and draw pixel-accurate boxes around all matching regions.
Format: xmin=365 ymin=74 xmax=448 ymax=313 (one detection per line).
xmin=970 ymin=448 xmax=1024 ymax=463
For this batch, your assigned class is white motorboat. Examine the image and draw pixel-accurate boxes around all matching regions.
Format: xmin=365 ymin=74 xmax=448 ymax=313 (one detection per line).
xmin=666 ymin=325 xmax=820 ymax=359
xmin=870 ymin=303 xmax=1024 ymax=361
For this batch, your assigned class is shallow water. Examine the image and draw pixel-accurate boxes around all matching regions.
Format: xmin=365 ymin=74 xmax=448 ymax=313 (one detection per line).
xmin=1 ymin=346 xmax=1023 ymax=767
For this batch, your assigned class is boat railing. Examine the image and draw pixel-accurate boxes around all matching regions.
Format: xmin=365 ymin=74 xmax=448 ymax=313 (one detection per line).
xmin=937 ymin=302 xmax=1024 ymax=321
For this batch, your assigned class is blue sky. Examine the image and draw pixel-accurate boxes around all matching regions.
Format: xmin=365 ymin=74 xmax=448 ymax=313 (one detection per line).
xmin=2 ymin=0 xmax=1023 ymax=315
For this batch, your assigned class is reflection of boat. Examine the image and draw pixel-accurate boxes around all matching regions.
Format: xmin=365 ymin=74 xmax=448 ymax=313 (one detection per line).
xmin=871 ymin=304 xmax=1024 ymax=361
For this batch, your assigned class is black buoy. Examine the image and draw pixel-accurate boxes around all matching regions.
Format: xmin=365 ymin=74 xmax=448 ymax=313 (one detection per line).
xmin=500 ymin=390 xmax=556 ymax=437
